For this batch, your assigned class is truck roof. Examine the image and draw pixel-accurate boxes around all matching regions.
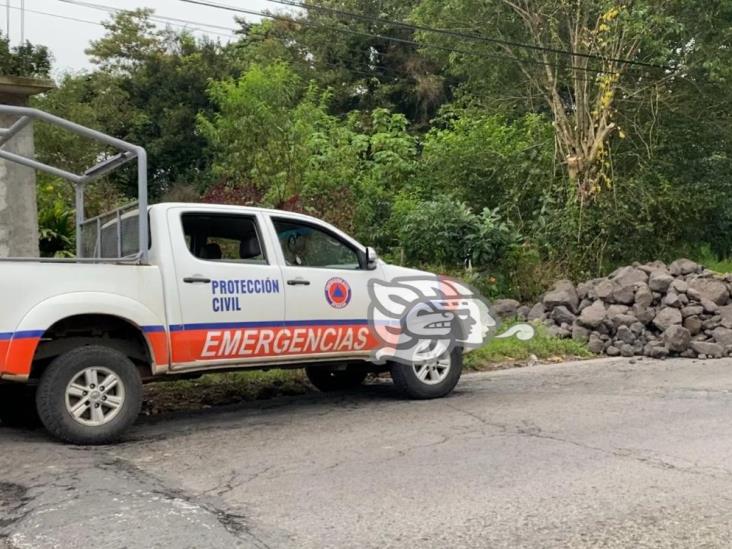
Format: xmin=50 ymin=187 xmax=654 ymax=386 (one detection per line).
xmin=150 ymin=202 xmax=327 ymax=225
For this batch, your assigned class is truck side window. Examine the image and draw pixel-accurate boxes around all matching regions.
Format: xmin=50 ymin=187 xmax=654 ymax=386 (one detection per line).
xmin=273 ymin=219 xmax=360 ymax=269
xmin=181 ymin=213 xmax=267 ymax=264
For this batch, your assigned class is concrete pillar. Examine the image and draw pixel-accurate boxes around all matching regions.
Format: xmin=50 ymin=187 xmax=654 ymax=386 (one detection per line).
xmin=0 ymin=76 xmax=54 ymax=257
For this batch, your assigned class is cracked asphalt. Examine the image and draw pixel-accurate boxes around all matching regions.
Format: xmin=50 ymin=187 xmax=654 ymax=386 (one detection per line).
xmin=2 ymin=356 xmax=732 ymax=548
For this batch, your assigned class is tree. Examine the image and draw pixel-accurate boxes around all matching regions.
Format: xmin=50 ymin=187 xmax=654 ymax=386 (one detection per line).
xmin=0 ymin=32 xmax=51 ymax=77
xmin=86 ymin=8 xmax=167 ymax=72
xmin=416 ymin=110 xmax=554 ymax=223
xmin=397 ymin=196 xmax=520 ymax=268
xmin=41 ymin=10 xmax=236 ymax=198
xmin=302 ymin=107 xmax=418 ymax=243
xmin=198 ymin=62 xmax=324 ymax=206
xmin=229 ymin=1 xmax=449 ymax=126
xmin=413 ymin=1 xmax=677 ymax=203
xmin=199 ymin=62 xmax=419 ymax=242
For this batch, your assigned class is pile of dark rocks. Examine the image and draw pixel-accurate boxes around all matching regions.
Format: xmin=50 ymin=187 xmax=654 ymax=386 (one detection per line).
xmin=493 ymin=259 xmax=732 ymax=359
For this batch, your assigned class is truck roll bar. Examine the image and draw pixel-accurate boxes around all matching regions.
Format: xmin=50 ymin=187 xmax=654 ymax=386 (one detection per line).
xmin=0 ymin=104 xmax=148 ymax=263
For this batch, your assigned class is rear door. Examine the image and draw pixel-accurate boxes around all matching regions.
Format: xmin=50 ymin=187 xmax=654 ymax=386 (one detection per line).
xmin=166 ymin=208 xmax=285 ymax=368
xmin=266 ymin=215 xmax=383 ymax=359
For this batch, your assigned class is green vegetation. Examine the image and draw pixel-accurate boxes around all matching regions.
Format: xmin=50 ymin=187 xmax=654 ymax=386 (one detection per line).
xmin=696 ymin=245 xmax=732 ymax=274
xmin=142 ymin=369 xmax=309 ymax=415
xmin=0 ymin=31 xmax=50 ymax=77
xmin=705 ymin=259 xmax=732 ymax=275
xmin=3 ymin=1 xmax=729 ymax=295
xmin=465 ymin=323 xmax=593 ymax=369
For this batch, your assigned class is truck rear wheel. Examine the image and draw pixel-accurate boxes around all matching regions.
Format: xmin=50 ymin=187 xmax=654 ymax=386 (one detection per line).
xmin=305 ymin=365 xmax=368 ymax=392
xmin=390 ymin=347 xmax=463 ymax=399
xmin=36 ymin=345 xmax=142 ymax=445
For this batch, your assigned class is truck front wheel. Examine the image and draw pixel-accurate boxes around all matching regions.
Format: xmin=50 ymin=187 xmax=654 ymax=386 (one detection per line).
xmin=36 ymin=345 xmax=142 ymax=445
xmin=390 ymin=347 xmax=463 ymax=399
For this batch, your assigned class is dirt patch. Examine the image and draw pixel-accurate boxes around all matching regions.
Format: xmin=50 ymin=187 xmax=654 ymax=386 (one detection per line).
xmin=141 ymin=370 xmax=312 ymax=416
xmin=139 ymin=358 xmax=592 ymax=417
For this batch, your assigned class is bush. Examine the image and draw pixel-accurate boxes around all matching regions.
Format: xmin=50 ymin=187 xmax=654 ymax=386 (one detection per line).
xmin=416 ymin=110 xmax=554 ymax=221
xmin=396 ymin=196 xmax=521 ymax=270
xmin=37 ymin=180 xmax=74 ymax=258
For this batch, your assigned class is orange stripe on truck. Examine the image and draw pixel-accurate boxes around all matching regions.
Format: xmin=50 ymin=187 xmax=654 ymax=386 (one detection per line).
xmin=169 ymin=323 xmax=378 ymax=364
xmin=0 ymin=332 xmax=42 ymax=377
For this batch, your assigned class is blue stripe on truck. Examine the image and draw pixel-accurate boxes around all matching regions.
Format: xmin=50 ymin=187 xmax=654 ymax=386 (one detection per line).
xmin=166 ymin=319 xmax=370 ymax=331
xmin=0 ymin=321 xmax=376 ymax=339
xmin=141 ymin=325 xmax=166 ymax=333
xmin=0 ymin=330 xmax=45 ymax=340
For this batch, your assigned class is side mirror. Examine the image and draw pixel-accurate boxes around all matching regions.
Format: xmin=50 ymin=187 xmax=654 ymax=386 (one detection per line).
xmin=365 ymin=246 xmax=378 ymax=270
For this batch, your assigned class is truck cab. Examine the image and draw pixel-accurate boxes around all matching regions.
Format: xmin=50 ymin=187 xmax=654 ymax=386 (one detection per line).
xmin=153 ymin=203 xmax=386 ymax=370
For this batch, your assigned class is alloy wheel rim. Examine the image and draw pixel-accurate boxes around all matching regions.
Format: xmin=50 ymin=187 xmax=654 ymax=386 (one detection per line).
xmin=65 ymin=366 xmax=125 ymax=427
xmin=412 ymin=355 xmax=451 ymax=385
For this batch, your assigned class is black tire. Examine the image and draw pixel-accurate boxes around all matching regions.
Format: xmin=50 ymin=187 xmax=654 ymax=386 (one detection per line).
xmin=36 ymin=345 xmax=142 ymax=445
xmin=305 ymin=365 xmax=368 ymax=392
xmin=390 ymin=347 xmax=463 ymax=399
xmin=0 ymin=384 xmax=40 ymax=428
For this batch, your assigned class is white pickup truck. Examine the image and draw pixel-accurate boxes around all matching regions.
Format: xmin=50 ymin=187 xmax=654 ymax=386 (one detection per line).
xmin=0 ymin=106 xmax=475 ymax=444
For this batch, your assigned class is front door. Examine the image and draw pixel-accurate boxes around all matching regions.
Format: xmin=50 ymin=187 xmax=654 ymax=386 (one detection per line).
xmin=268 ymin=216 xmax=383 ymax=359
xmin=167 ymin=208 xmax=285 ymax=368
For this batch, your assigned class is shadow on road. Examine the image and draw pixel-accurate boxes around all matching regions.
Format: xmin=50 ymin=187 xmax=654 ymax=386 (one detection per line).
xmin=0 ymin=374 xmax=478 ymax=447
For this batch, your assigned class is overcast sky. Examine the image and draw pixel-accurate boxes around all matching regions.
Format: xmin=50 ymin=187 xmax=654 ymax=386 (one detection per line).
xmin=2 ymin=0 xmax=290 ymax=76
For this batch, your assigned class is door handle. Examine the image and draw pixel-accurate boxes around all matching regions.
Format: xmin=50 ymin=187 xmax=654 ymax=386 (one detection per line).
xmin=287 ymin=279 xmax=311 ymax=286
xmin=183 ymin=276 xmax=211 ymax=284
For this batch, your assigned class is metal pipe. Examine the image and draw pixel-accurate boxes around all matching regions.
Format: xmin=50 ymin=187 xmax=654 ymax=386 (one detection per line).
xmin=0 ymin=105 xmax=140 ymax=153
xmin=80 ymin=151 xmax=135 ymax=184
xmin=136 ymin=146 xmax=149 ymax=263
xmin=95 ymin=217 xmax=101 ymax=259
xmin=75 ymin=184 xmax=84 ymax=257
xmin=0 ymin=149 xmax=84 ymax=183
xmin=0 ymin=105 xmax=149 ymax=262
xmin=116 ymin=209 xmax=122 ymax=257
xmin=78 ymin=201 xmax=137 ymax=225
xmin=0 ymin=115 xmax=31 ymax=147
xmin=0 ymin=255 xmax=143 ymax=264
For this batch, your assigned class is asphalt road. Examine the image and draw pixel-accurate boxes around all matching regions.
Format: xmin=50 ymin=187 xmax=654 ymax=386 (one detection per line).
xmin=2 ymin=356 xmax=732 ymax=548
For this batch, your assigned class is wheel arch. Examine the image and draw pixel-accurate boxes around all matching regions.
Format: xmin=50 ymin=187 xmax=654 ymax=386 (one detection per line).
xmin=5 ymin=292 xmax=169 ymax=381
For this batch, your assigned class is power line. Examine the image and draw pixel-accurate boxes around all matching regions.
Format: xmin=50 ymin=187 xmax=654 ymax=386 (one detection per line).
xmin=59 ymin=0 xmax=234 ymax=33
xmin=0 ymin=2 xmax=100 ymax=27
xmin=179 ymin=0 xmax=618 ymax=76
xmin=56 ymin=0 xmax=235 ymax=38
xmin=248 ymin=31 xmax=402 ymax=81
xmin=264 ymin=0 xmax=671 ymax=72
xmin=250 ymin=27 xmax=608 ymax=92
xmin=1 ymin=0 xmax=235 ymax=39
xmin=0 ymin=0 xmax=613 ymax=87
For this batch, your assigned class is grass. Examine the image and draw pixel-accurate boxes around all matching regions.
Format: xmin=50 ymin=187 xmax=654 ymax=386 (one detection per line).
xmin=695 ymin=245 xmax=732 ymax=274
xmin=142 ymin=369 xmax=309 ymax=416
xmin=464 ymin=322 xmax=593 ymax=370
xmin=702 ymin=257 xmax=732 ymax=274
xmin=142 ymin=323 xmax=591 ymax=415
